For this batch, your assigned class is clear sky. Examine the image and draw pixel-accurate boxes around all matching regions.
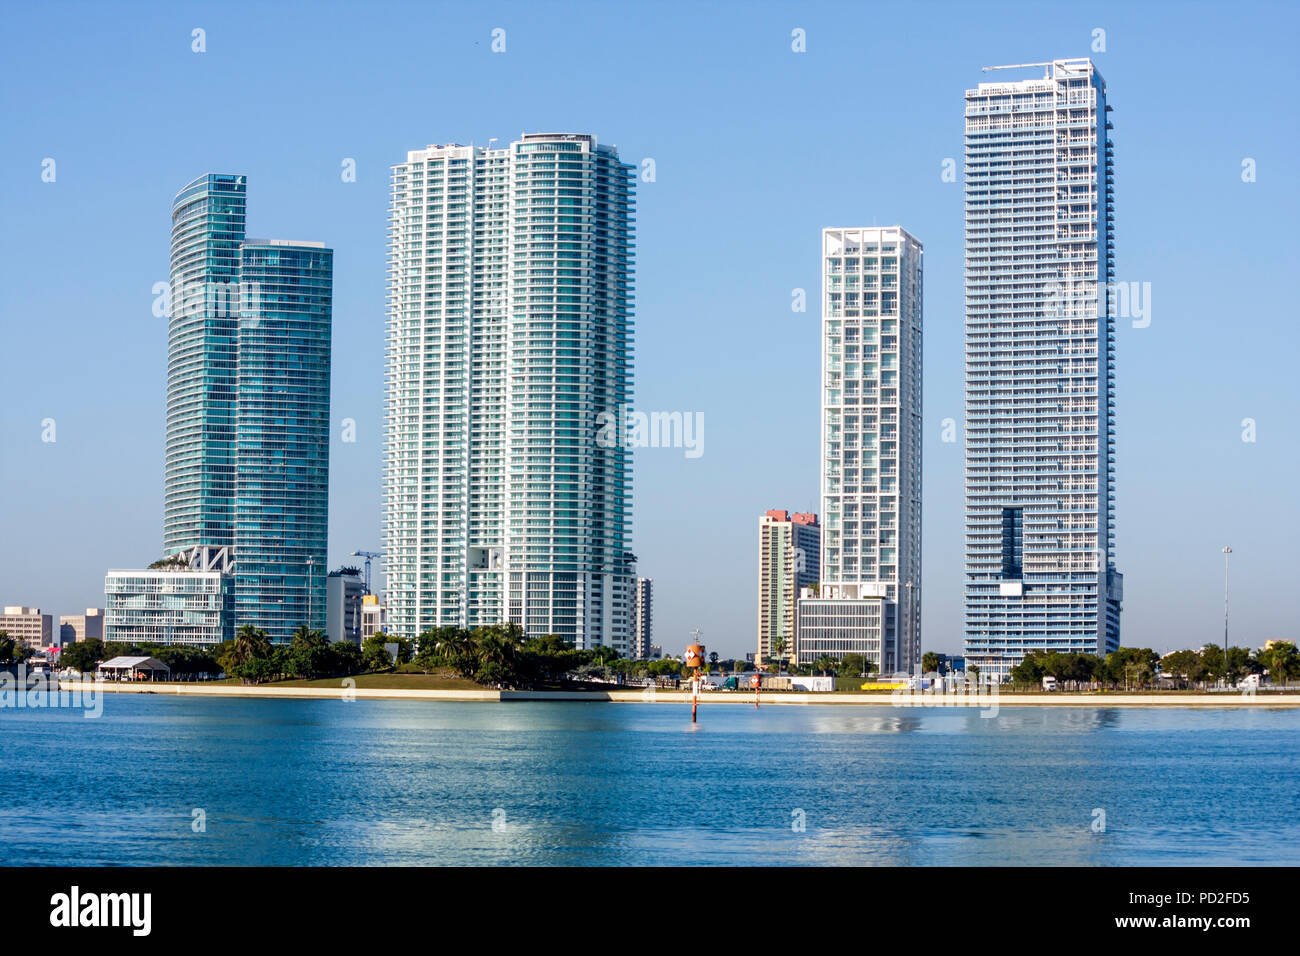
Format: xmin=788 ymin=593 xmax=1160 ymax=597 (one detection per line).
xmin=2 ymin=0 xmax=1297 ymax=658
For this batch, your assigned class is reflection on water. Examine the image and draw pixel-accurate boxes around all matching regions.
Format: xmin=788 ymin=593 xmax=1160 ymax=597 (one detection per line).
xmin=1 ymin=699 xmax=1295 ymax=865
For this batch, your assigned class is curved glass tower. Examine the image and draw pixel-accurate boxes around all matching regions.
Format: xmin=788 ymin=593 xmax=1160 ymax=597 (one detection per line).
xmin=166 ymin=174 xmax=246 ymax=555
xmin=165 ymin=175 xmax=332 ymax=643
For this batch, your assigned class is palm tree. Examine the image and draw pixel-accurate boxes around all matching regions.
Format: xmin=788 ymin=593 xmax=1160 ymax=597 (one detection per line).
xmin=435 ymin=627 xmax=475 ymax=669
xmin=771 ymin=637 xmax=786 ymax=674
xmin=232 ymin=624 xmax=271 ymax=665
xmin=922 ymin=652 xmax=941 ymax=676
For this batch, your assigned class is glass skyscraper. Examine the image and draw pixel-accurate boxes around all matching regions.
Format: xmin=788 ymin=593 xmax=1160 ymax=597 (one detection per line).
xmin=962 ymin=59 xmax=1122 ymax=680
xmin=385 ymin=134 xmax=635 ymax=649
xmin=166 ymin=175 xmax=332 ymax=643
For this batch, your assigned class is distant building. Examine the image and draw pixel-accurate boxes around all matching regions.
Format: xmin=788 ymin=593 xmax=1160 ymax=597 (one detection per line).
xmin=1 ymin=607 xmax=53 ymax=649
xmin=933 ymin=653 xmax=965 ymax=675
xmin=326 ymin=569 xmax=364 ymax=643
xmin=648 ymin=644 xmax=664 ymax=660
xmin=757 ymin=510 xmax=820 ymax=666
xmin=59 ymin=608 xmax=105 ymax=645
xmin=796 ymin=583 xmax=894 ymax=672
xmin=104 ymin=563 xmax=233 ymax=646
xmin=360 ymin=594 xmax=386 ymax=641
xmin=631 ymin=578 xmax=653 ymax=658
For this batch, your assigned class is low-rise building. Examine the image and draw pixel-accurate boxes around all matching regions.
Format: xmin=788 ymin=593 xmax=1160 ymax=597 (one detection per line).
xmin=1 ymin=606 xmax=53 ymax=649
xmin=796 ymin=582 xmax=897 ymax=673
xmin=59 ymin=608 xmax=106 ymax=645
xmin=104 ymin=568 xmax=233 ymax=646
xmin=326 ymin=569 xmax=364 ymax=643
xmin=360 ymin=594 xmax=386 ymax=640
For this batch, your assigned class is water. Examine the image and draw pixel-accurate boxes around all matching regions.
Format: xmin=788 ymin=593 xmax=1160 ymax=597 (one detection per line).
xmin=2 ymin=696 xmax=1297 ymax=865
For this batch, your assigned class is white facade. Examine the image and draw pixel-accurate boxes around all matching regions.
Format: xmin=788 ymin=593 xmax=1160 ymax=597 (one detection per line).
xmin=795 ymin=583 xmax=892 ymax=670
xmin=104 ymin=570 xmax=232 ymax=646
xmin=962 ymin=59 xmax=1122 ymax=680
xmin=360 ymin=595 xmax=386 ymax=640
xmin=385 ymin=134 xmax=636 ymax=649
xmin=812 ymin=226 xmax=923 ymax=673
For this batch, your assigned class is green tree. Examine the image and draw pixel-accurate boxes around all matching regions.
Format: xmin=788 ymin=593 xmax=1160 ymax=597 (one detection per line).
xmin=770 ymin=637 xmax=786 ymax=673
xmin=1103 ymin=647 xmax=1158 ymax=690
xmin=286 ymin=627 xmax=333 ymax=679
xmin=1198 ymin=644 xmax=1227 ymax=684
xmin=921 ymin=652 xmax=941 ymax=675
xmin=836 ymin=653 xmax=876 ymax=679
xmin=1160 ymin=649 xmax=1202 ymax=688
xmin=811 ymin=654 xmax=838 ymax=676
xmin=232 ymin=625 xmax=272 ymax=666
xmin=1260 ymin=641 xmax=1300 ymax=688
xmin=361 ymin=634 xmax=394 ymax=672
xmin=1010 ymin=650 xmax=1047 ymax=686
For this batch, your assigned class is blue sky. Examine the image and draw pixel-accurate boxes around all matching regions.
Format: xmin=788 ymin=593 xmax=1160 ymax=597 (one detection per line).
xmin=1 ymin=0 xmax=1297 ymax=657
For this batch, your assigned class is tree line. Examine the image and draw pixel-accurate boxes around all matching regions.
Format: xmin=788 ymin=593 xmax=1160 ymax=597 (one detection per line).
xmin=1007 ymin=642 xmax=1299 ymax=689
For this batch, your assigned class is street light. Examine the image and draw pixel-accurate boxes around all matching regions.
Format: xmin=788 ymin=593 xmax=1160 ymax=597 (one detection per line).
xmin=1222 ymin=546 xmax=1232 ymax=685
xmin=307 ymin=556 xmax=315 ymax=630
xmin=904 ymin=581 xmax=916 ymax=677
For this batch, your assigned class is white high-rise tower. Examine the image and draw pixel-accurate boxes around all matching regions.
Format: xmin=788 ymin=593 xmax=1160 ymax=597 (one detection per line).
xmin=962 ymin=59 xmax=1122 ymax=679
xmin=385 ymin=134 xmax=636 ymax=649
xmin=799 ymin=226 xmax=923 ymax=675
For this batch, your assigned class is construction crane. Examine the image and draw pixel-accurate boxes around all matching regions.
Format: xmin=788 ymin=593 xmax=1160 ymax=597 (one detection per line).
xmin=351 ymin=550 xmax=384 ymax=596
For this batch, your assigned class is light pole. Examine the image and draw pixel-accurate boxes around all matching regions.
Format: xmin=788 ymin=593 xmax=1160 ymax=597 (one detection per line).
xmin=904 ymin=581 xmax=916 ymax=677
xmin=307 ymin=556 xmax=315 ymax=630
xmin=1222 ymin=546 xmax=1232 ymax=685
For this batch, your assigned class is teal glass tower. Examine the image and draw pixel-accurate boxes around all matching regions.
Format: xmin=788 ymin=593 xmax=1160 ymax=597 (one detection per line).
xmin=166 ymin=175 xmax=332 ymax=643
xmin=234 ymin=241 xmax=333 ymax=640
xmin=166 ymin=174 xmax=245 ymax=554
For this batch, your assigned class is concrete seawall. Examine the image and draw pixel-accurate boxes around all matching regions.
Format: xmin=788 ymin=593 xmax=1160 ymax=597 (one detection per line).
xmin=57 ymin=682 xmax=1300 ymax=708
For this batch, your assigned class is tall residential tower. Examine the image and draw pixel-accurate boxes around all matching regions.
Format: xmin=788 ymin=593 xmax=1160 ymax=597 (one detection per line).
xmin=801 ymin=227 xmax=923 ymax=674
xmin=385 ymin=134 xmax=635 ymax=649
xmin=962 ymin=59 xmax=1122 ymax=679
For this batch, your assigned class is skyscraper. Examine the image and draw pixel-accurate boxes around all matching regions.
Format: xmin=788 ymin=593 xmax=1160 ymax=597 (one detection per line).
xmin=166 ymin=174 xmax=244 ymax=556
xmin=233 ymin=239 xmax=333 ymax=638
xmin=385 ymin=134 xmax=635 ymax=649
xmin=166 ymin=175 xmax=332 ymax=642
xmin=756 ymin=510 xmax=819 ymax=666
xmin=962 ymin=59 xmax=1122 ymax=680
xmin=802 ymin=226 xmax=923 ymax=674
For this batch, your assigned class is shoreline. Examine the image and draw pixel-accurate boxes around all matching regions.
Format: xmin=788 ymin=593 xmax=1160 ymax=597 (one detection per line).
xmin=55 ymin=681 xmax=1300 ymax=708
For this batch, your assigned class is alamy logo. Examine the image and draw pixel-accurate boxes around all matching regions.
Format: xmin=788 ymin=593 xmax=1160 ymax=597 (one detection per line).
xmin=595 ymin=407 xmax=704 ymax=459
xmin=49 ymin=886 xmax=151 ymax=936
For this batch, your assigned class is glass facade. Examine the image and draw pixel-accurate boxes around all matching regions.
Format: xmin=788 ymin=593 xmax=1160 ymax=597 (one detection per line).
xmin=234 ymin=242 xmax=333 ymax=640
xmin=962 ymin=59 xmax=1122 ymax=679
xmin=104 ymin=570 xmax=234 ymax=646
xmin=165 ymin=175 xmax=332 ymax=644
xmin=166 ymin=174 xmax=245 ymax=555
